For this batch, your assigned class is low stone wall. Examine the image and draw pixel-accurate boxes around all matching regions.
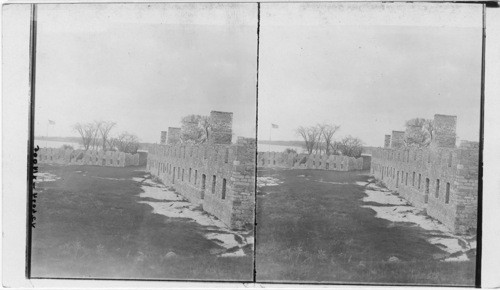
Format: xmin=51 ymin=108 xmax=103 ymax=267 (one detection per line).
xmin=147 ymin=137 xmax=255 ymax=230
xmin=37 ymin=147 xmax=145 ymax=167
xmin=371 ymin=141 xmax=479 ymax=234
xmin=257 ymin=151 xmax=368 ymax=171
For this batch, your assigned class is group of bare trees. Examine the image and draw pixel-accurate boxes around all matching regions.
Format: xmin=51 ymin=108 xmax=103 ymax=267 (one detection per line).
xmin=72 ymin=121 xmax=140 ymax=154
xmin=180 ymin=114 xmax=212 ymax=144
xmin=295 ymin=123 xmax=364 ymax=158
xmin=403 ymin=118 xmax=434 ymax=148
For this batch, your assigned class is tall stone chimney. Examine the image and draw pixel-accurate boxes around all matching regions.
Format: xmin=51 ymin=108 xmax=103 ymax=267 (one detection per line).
xmin=431 ymin=114 xmax=457 ymax=148
xmin=160 ymin=131 xmax=167 ymax=144
xmin=384 ymin=135 xmax=391 ymax=148
xmin=167 ymin=127 xmax=181 ymax=145
xmin=390 ymin=131 xmax=405 ymax=149
xmin=208 ymin=111 xmax=233 ymax=144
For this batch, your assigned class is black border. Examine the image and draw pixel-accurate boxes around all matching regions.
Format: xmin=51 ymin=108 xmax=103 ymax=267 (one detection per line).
xmin=26 ymin=3 xmax=37 ymax=280
xmin=25 ymin=2 xmax=486 ymax=287
xmin=475 ymin=3 xmax=486 ymax=288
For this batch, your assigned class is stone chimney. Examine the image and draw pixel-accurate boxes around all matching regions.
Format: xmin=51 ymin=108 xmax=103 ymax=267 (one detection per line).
xmin=390 ymin=131 xmax=405 ymax=149
xmin=160 ymin=131 xmax=167 ymax=144
xmin=431 ymin=114 xmax=457 ymax=148
xmin=384 ymin=135 xmax=391 ymax=148
xmin=167 ymin=127 xmax=181 ymax=145
xmin=208 ymin=111 xmax=233 ymax=144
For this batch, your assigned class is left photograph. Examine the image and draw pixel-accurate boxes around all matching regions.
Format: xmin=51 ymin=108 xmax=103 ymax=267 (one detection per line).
xmin=31 ymin=3 xmax=257 ymax=281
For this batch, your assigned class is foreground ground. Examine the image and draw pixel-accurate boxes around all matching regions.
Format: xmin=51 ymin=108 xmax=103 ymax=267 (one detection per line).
xmin=32 ymin=164 xmax=253 ymax=281
xmin=256 ymin=168 xmax=476 ymax=285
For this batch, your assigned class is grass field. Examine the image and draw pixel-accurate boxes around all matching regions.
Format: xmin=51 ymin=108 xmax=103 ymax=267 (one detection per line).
xmin=31 ymin=164 xmax=253 ymax=281
xmin=256 ymin=168 xmax=476 ymax=285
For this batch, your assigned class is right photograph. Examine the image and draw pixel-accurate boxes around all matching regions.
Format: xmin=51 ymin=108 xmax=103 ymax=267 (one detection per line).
xmin=256 ymin=3 xmax=482 ymax=285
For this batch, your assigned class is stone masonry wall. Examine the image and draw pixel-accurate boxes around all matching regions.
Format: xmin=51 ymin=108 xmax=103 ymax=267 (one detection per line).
xmin=208 ymin=111 xmax=233 ymax=144
xmin=371 ymin=142 xmax=478 ymax=235
xmin=257 ymin=151 xmax=366 ymax=171
xmin=37 ymin=147 xmax=143 ymax=167
xmin=147 ymin=137 xmax=255 ymax=230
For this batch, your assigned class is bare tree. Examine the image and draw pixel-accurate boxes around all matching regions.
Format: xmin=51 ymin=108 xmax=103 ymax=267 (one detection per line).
xmin=318 ymin=123 xmax=340 ymax=155
xmin=111 ymin=132 xmax=140 ymax=154
xmin=200 ymin=116 xmax=211 ymax=142
xmin=180 ymin=114 xmax=212 ymax=144
xmin=335 ymin=136 xmax=364 ymax=158
xmin=296 ymin=126 xmax=321 ymax=155
xmin=90 ymin=121 xmax=101 ymax=150
xmin=97 ymin=121 xmax=116 ymax=151
xmin=73 ymin=122 xmax=99 ymax=151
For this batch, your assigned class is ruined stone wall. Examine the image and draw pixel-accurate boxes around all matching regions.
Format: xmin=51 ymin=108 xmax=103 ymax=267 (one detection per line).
xmin=370 ymin=142 xmax=478 ymax=235
xmin=167 ymin=127 xmax=181 ymax=145
xmin=432 ymin=115 xmax=457 ymax=148
xmin=390 ymin=131 xmax=405 ymax=149
xmin=257 ymin=151 xmax=365 ymax=171
xmin=37 ymin=147 xmax=143 ymax=167
xmin=208 ymin=111 xmax=233 ymax=144
xmin=147 ymin=137 xmax=255 ymax=230
xmin=384 ymin=135 xmax=391 ymax=148
xmin=160 ymin=131 xmax=167 ymax=144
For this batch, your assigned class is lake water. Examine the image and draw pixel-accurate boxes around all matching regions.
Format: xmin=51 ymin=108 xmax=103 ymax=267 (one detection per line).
xmin=36 ymin=139 xmax=305 ymax=154
xmin=35 ymin=139 xmax=83 ymax=149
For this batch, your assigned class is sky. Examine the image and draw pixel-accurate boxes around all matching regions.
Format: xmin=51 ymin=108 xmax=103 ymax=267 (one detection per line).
xmin=34 ymin=3 xmax=257 ymax=143
xmin=258 ymin=3 xmax=483 ymax=147
xmin=34 ymin=3 xmax=483 ymax=147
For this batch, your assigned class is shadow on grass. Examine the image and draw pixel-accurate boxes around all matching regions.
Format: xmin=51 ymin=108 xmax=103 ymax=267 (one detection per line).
xmin=31 ymin=164 xmax=253 ymax=281
xmin=255 ymin=168 xmax=475 ymax=285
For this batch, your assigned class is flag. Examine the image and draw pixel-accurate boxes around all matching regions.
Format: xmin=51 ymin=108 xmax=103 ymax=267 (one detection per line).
xmin=271 ymin=123 xmax=279 ymax=129
xmin=48 ymin=120 xmax=55 ymax=125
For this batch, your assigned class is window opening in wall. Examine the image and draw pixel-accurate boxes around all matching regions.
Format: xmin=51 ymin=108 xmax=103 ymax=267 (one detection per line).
xmin=201 ymin=174 xmax=206 ymax=191
xmin=212 ymin=175 xmax=216 ymax=194
xmin=405 ymin=172 xmax=408 ymax=186
xmin=418 ymin=174 xmax=421 ymax=189
xmin=448 ymin=153 xmax=453 ymax=167
xmin=445 ymin=182 xmax=450 ymax=204
xmin=178 ymin=167 xmax=180 ymax=179
xmin=194 ymin=170 xmax=198 ymax=184
xmin=334 ymin=163 xmax=337 ymax=169
xmin=182 ymin=169 xmax=184 ymax=181
xmin=273 ymin=160 xmax=276 ymax=165
xmin=340 ymin=164 xmax=343 ymax=170
xmin=425 ymin=178 xmax=430 ymax=203
xmin=222 ymin=179 xmax=227 ymax=199
xmin=435 ymin=179 xmax=440 ymax=198
xmin=396 ymin=171 xmax=399 ymax=188
xmin=412 ymin=172 xmax=415 ymax=186
xmin=172 ymin=167 xmax=176 ymax=184
xmin=225 ymin=148 xmax=229 ymax=163
xmin=326 ymin=163 xmax=329 ymax=170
